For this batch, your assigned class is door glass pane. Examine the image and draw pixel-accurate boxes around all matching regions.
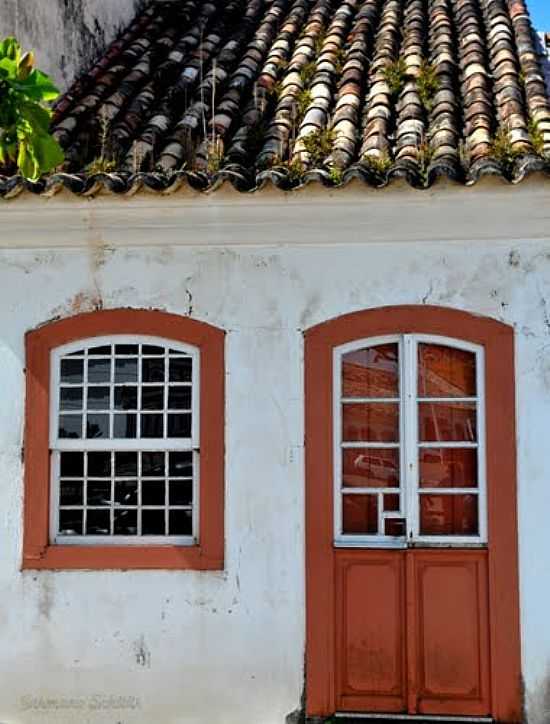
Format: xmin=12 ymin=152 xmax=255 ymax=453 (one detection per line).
xmin=343 ymin=403 xmax=399 ymax=442
xmin=343 ymin=494 xmax=378 ymax=534
xmin=418 ymin=344 xmax=476 ymax=397
xmin=342 ymin=343 xmax=399 ymax=398
xmin=418 ymin=402 xmax=477 ymax=442
xmin=342 ymin=448 xmax=399 ymax=488
xmin=419 ymin=448 xmax=478 ymax=488
xmin=419 ymin=494 xmax=478 ymax=535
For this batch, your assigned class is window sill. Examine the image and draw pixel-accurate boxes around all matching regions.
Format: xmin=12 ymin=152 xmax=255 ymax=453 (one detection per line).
xmin=22 ymin=544 xmax=223 ymax=571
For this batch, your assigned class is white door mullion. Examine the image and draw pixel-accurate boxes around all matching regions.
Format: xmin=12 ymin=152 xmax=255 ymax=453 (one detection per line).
xmin=403 ymin=335 xmax=418 ymax=542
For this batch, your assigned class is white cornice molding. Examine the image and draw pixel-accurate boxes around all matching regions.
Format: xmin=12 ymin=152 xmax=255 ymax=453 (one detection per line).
xmin=1 ymin=179 xmax=550 ymax=249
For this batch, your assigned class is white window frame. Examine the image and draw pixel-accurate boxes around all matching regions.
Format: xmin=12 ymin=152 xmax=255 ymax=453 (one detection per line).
xmin=49 ymin=334 xmax=200 ymax=546
xmin=333 ymin=334 xmax=487 ymax=548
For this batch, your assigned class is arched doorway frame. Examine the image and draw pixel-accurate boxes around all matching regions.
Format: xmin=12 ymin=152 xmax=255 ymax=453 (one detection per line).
xmin=304 ymin=305 xmax=521 ymax=722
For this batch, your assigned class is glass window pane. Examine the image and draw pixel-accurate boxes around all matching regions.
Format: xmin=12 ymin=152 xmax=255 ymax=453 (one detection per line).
xmin=88 ymin=359 xmax=111 ymax=383
xmin=419 ymin=494 xmax=478 ymax=535
xmin=142 ymin=509 xmax=166 ymax=535
xmin=169 ymin=451 xmax=193 ymax=477
xmin=115 ymin=481 xmax=138 ymax=506
xmin=383 ymin=493 xmax=400 ymax=512
xmin=342 ymin=403 xmax=399 ymax=442
xmin=115 ymin=358 xmax=138 ymax=383
xmin=60 ymin=452 xmax=84 ymax=477
xmin=87 ymin=481 xmax=111 ymax=506
xmin=169 ymin=480 xmax=193 ymax=506
xmin=169 ymin=357 xmax=192 ymax=382
xmin=60 ymin=387 xmax=83 ymax=411
xmin=418 ymin=344 xmax=476 ymax=398
xmin=59 ymin=415 xmax=82 ymax=439
xmin=59 ymin=480 xmax=83 ymax=506
xmin=87 ymin=451 xmax=111 ymax=477
xmin=86 ymin=414 xmax=109 ymax=439
xmin=89 ymin=345 xmax=111 ymax=355
xmin=342 ymin=494 xmax=378 ymax=534
xmin=86 ymin=509 xmax=110 ymax=535
xmin=115 ymin=344 xmax=138 ymax=355
xmin=418 ymin=402 xmax=477 ymax=442
xmin=113 ymin=413 xmax=137 ymax=439
xmin=342 ymin=448 xmax=399 ymax=488
xmin=167 ymin=413 xmax=192 ymax=438
xmin=142 ymin=480 xmax=166 ymax=506
xmin=142 ymin=358 xmax=165 ymax=383
xmin=141 ymin=386 xmax=164 ymax=410
xmin=168 ymin=386 xmax=192 ymax=410
xmin=142 ymin=452 xmax=165 ymax=477
xmin=114 ymin=509 xmax=137 ymax=535
xmin=59 ymin=509 xmax=83 ymax=535
xmin=419 ymin=448 xmax=478 ymax=488
xmin=142 ymin=345 xmax=165 ymax=355
xmin=141 ymin=414 xmax=164 ymax=438
xmin=60 ymin=358 xmax=83 ymax=383
xmin=114 ymin=386 xmax=138 ymax=410
xmin=342 ymin=343 xmax=399 ymax=398
xmin=87 ymin=386 xmax=111 ymax=410
xmin=115 ymin=451 xmax=138 ymax=477
xmin=169 ymin=509 xmax=193 ymax=535
xmin=385 ymin=518 xmax=406 ymax=536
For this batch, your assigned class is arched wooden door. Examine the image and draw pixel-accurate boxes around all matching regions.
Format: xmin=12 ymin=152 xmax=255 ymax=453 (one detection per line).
xmin=305 ymin=307 xmax=521 ymax=722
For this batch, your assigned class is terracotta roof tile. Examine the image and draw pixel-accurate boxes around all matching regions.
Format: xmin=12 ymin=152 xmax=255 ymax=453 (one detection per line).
xmin=2 ymin=0 xmax=550 ymax=197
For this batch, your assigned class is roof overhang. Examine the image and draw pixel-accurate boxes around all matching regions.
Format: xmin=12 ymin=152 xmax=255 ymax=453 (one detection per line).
xmin=1 ymin=177 xmax=550 ymax=249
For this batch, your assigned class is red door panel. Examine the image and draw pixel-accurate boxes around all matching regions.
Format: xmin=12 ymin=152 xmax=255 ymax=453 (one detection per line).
xmin=412 ymin=550 xmax=491 ymax=715
xmin=336 ymin=550 xmax=407 ymax=713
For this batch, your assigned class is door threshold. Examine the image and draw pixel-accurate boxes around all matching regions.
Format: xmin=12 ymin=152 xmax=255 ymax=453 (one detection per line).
xmin=335 ymin=715 xmax=492 ymax=723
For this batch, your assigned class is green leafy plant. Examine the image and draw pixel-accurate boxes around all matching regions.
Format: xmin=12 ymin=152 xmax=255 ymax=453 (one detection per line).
xmin=0 ymin=37 xmax=64 ymax=179
xmin=361 ymin=151 xmax=392 ymax=175
xmin=328 ymin=165 xmax=343 ymax=185
xmin=490 ymin=125 xmax=523 ymax=172
xmin=301 ymin=127 xmax=335 ymax=167
xmin=417 ymin=61 xmax=440 ymax=112
xmin=383 ymin=58 xmax=408 ymax=97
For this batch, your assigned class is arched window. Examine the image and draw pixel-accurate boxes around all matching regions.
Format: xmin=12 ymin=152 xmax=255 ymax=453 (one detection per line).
xmin=334 ymin=334 xmax=486 ymax=545
xmin=23 ymin=310 xmax=224 ymax=570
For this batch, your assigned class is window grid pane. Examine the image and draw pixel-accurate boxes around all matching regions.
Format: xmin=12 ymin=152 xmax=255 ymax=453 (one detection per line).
xmin=53 ymin=339 xmax=198 ymax=544
xmin=336 ymin=337 xmax=485 ymax=545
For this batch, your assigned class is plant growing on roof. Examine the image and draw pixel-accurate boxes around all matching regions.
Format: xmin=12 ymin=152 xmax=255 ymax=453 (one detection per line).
xmin=301 ymin=127 xmax=335 ymax=167
xmin=361 ymin=150 xmax=392 ymax=176
xmin=383 ymin=58 xmax=408 ymax=98
xmin=489 ymin=125 xmax=523 ymax=174
xmin=416 ymin=61 xmax=440 ymax=112
xmin=0 ymin=37 xmax=64 ymax=179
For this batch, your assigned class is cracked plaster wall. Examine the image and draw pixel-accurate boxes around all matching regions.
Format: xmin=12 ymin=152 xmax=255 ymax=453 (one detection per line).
xmin=0 ymin=0 xmax=146 ymax=90
xmin=1 ymin=237 xmax=550 ymax=722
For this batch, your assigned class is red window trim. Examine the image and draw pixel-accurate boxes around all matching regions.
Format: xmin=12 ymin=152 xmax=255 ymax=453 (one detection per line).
xmin=22 ymin=309 xmax=225 ymax=571
xmin=305 ymin=305 xmax=522 ymax=722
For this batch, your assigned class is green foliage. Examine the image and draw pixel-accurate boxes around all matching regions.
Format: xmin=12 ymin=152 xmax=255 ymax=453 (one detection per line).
xmin=528 ymin=118 xmax=545 ymax=156
xmin=328 ymin=165 xmax=343 ymax=185
xmin=490 ymin=126 xmax=523 ymax=171
xmin=86 ymin=108 xmax=117 ymax=174
xmin=301 ymin=127 xmax=335 ymax=167
xmin=300 ymin=62 xmax=317 ymax=88
xmin=417 ymin=61 xmax=440 ymax=112
xmin=361 ymin=151 xmax=392 ymax=175
xmin=417 ymin=139 xmax=434 ymax=182
xmin=0 ymin=37 xmax=64 ymax=179
xmin=295 ymin=88 xmax=313 ymax=120
xmin=383 ymin=58 xmax=408 ymax=97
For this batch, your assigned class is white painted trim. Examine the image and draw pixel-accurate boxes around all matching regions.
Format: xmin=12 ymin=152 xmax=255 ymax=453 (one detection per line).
xmin=1 ymin=183 xmax=550 ymax=249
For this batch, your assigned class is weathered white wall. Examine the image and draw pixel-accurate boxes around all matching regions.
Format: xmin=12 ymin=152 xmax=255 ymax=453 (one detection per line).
xmin=0 ymin=190 xmax=550 ymax=723
xmin=0 ymin=0 xmax=145 ymax=90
